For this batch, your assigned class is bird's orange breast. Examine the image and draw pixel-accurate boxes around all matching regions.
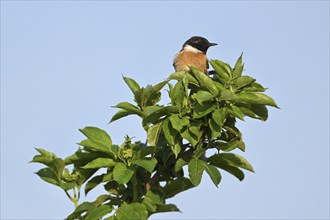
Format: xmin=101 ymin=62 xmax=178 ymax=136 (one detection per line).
xmin=173 ymin=51 xmax=208 ymax=74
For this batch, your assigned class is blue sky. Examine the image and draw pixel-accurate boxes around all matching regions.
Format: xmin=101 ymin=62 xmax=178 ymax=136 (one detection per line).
xmin=1 ymin=1 xmax=329 ymax=219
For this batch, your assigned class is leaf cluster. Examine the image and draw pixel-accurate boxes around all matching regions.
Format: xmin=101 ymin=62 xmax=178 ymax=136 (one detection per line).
xmin=31 ymin=55 xmax=277 ymax=219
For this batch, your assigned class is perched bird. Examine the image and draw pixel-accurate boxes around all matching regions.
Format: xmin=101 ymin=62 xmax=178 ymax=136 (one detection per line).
xmin=173 ymin=36 xmax=217 ymax=74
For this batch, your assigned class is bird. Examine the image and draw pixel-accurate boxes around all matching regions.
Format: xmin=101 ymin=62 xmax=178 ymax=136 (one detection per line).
xmin=173 ymin=36 xmax=217 ymax=74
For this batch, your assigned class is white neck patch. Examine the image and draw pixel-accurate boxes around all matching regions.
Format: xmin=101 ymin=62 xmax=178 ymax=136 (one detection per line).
xmin=183 ymin=44 xmax=202 ymax=53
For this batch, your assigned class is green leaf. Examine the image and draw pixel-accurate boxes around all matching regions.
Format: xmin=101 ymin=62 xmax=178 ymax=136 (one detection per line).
xmin=171 ymin=143 xmax=181 ymax=158
xmin=130 ymin=203 xmax=148 ymax=220
xmin=155 ymin=204 xmax=181 ymax=213
xmin=64 ymin=149 xmax=99 ymax=166
xmin=138 ymin=80 xmax=168 ymax=109
xmin=132 ymin=158 xmax=157 ymax=173
xmin=233 ymin=76 xmax=255 ymax=90
xmin=216 ymin=164 xmax=245 ymax=181
xmin=104 ymin=181 xmax=121 ymax=195
xmin=212 ymin=108 xmax=227 ymax=126
xmin=112 ymin=102 xmax=144 ymax=117
xmin=238 ymin=105 xmax=259 ymax=119
xmin=134 ymin=85 xmax=161 ymax=110
xmin=174 ymin=157 xmax=188 ymax=172
xmin=94 ymin=194 xmax=112 ymax=206
xmin=135 ymin=146 xmax=154 ymax=160
xmin=203 ymin=163 xmax=221 ymax=187
xmin=113 ymin=162 xmax=134 ymax=184
xmin=215 ymin=139 xmax=244 ymax=152
xmin=144 ymin=105 xmax=163 ymax=115
xmin=168 ymin=71 xmax=199 ymax=86
xmin=79 ymin=127 xmax=112 ymax=146
xmin=208 ymin=153 xmax=254 ymax=172
xmin=237 ymin=92 xmax=279 ymax=108
xmin=220 ymin=89 xmax=238 ymax=101
xmin=193 ymin=90 xmax=215 ymax=104
xmin=189 ymin=122 xmax=202 ymax=141
xmin=78 ymin=127 xmax=115 ymax=157
xmin=143 ymin=190 xmax=164 ymax=212
xmin=76 ymin=168 xmax=99 ymax=186
xmin=146 ymin=190 xmax=163 ymax=205
xmin=169 ymin=80 xmax=185 ymax=107
xmin=33 ymin=148 xmax=56 ymax=159
xmin=147 ymin=121 xmax=163 ymax=146
xmin=85 ymin=174 xmax=106 ymax=195
xmin=35 ymin=168 xmax=60 ymax=186
xmin=142 ymin=85 xmax=162 ymax=108
xmin=143 ymin=198 xmax=156 ymax=212
xmin=238 ymin=104 xmax=267 ymax=122
xmin=61 ymin=182 xmax=75 ymax=191
xmin=209 ymin=117 xmax=222 ymax=140
xmin=82 ymin=158 xmax=116 ymax=169
xmin=232 ymin=53 xmax=244 ymax=78
xmin=237 ymin=141 xmax=246 ymax=152
xmin=251 ymin=104 xmax=268 ymax=121
xmin=142 ymin=106 xmax=179 ymax=126
xmin=169 ymin=114 xmax=189 ymax=132
xmin=31 ymin=148 xmax=65 ymax=177
xmin=116 ymin=204 xmax=140 ymax=220
xmin=78 ymin=139 xmax=114 ymax=157
xmin=67 ymin=202 xmax=95 ymax=220
xmin=163 ymin=177 xmax=194 ymax=199
xmin=193 ymin=102 xmax=217 ymax=119
xmin=85 ymin=204 xmax=113 ymax=220
xmin=209 ymin=60 xmax=231 ymax=81
xmin=213 ymin=81 xmax=225 ymax=92
xmin=109 ymin=109 xmax=135 ymax=123
xmin=43 ymin=158 xmax=64 ymax=178
xmin=180 ymin=126 xmax=199 ymax=147
xmin=190 ymin=67 xmax=219 ymax=96
xmin=243 ymin=82 xmax=268 ymax=92
xmin=188 ymin=158 xmax=204 ymax=186
xmin=226 ymin=105 xmax=244 ymax=121
xmin=116 ymin=203 xmax=148 ymax=220
xmin=123 ymin=76 xmax=141 ymax=95
xmin=153 ymin=80 xmax=169 ymax=92
xmin=162 ymin=118 xmax=178 ymax=145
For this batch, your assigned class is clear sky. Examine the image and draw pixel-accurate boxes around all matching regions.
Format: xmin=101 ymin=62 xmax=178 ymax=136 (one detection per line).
xmin=1 ymin=1 xmax=329 ymax=219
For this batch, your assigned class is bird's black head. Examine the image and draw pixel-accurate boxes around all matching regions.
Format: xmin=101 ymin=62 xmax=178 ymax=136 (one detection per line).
xmin=183 ymin=36 xmax=217 ymax=53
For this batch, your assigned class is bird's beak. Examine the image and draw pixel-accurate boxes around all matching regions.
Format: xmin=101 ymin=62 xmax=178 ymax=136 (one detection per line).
xmin=209 ymin=42 xmax=218 ymax=47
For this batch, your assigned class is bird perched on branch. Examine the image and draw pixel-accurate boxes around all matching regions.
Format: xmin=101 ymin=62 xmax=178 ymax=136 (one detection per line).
xmin=173 ymin=36 xmax=217 ymax=74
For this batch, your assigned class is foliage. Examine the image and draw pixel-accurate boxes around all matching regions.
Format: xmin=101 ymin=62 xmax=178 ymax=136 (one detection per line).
xmin=31 ymin=55 xmax=278 ymax=219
